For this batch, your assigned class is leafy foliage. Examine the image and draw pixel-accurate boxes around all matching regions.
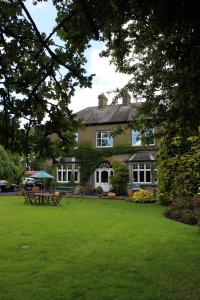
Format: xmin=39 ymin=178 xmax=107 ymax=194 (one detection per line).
xmin=54 ymin=0 xmax=200 ymax=204
xmin=165 ymin=192 xmax=200 ymax=225
xmin=110 ymin=161 xmax=129 ymax=195
xmin=71 ymin=142 xmax=133 ymax=184
xmin=157 ymin=128 xmax=200 ymax=205
xmin=0 ymin=0 xmax=92 ymax=162
xmin=55 ymin=0 xmax=200 ymax=134
xmin=131 ymin=189 xmax=154 ymax=203
xmin=0 ymin=145 xmax=24 ymax=183
xmin=95 ymin=186 xmax=103 ymax=195
xmin=71 ymin=142 xmax=102 ymax=183
xmin=2 ymin=1 xmax=200 ymax=200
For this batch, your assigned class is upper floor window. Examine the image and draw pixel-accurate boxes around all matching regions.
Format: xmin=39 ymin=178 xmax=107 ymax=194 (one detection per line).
xmin=96 ymin=131 xmax=113 ymax=147
xmin=74 ymin=132 xmax=78 ymax=142
xmin=145 ymin=128 xmax=155 ymax=145
xmin=132 ymin=129 xmax=155 ymax=146
xmin=132 ymin=130 xmax=141 ymax=146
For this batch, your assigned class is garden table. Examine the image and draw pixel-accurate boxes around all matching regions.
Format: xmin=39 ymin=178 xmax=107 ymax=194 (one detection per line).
xmin=33 ymin=192 xmax=52 ymax=205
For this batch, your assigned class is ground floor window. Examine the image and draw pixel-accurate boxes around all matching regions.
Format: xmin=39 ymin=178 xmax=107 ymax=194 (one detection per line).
xmin=132 ymin=163 xmax=151 ymax=183
xmin=74 ymin=164 xmax=80 ymax=182
xmin=57 ymin=164 xmax=80 ymax=183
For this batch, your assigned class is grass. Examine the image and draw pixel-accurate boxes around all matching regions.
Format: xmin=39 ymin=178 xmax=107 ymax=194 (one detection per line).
xmin=0 ymin=196 xmax=200 ymax=300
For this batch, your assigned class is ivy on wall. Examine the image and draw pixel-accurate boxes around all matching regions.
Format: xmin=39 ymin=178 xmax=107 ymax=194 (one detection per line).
xmin=68 ymin=142 xmax=138 ymax=184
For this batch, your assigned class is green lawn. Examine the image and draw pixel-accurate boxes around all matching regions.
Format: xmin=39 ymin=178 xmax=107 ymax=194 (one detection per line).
xmin=0 ymin=196 xmax=200 ymax=300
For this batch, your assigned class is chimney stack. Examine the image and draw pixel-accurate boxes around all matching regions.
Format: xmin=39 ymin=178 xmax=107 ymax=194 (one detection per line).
xmin=98 ymin=93 xmax=108 ymax=109
xmin=122 ymin=93 xmax=131 ymax=106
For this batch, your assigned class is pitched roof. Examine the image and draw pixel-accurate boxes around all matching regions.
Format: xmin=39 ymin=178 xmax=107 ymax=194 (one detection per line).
xmin=128 ymin=152 xmax=156 ymax=162
xmin=75 ymin=103 xmax=139 ymax=125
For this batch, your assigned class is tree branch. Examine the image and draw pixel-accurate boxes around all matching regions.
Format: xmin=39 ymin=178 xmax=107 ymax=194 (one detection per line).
xmin=17 ymin=0 xmax=85 ymax=81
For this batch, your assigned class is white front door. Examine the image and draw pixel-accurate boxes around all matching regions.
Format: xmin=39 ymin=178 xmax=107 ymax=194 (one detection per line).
xmin=95 ymin=166 xmax=113 ymax=192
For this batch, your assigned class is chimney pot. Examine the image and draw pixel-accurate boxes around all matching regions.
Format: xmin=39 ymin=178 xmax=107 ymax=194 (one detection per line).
xmin=122 ymin=93 xmax=131 ymax=106
xmin=98 ymin=93 xmax=108 ymax=109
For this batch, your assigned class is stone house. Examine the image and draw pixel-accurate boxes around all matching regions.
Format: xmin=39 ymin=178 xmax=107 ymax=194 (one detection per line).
xmin=56 ymin=94 xmax=157 ymax=194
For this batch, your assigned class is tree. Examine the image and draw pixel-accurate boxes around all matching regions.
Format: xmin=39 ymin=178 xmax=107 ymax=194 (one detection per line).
xmin=54 ymin=0 xmax=200 ymax=134
xmin=0 ymin=145 xmax=24 ymax=184
xmin=2 ymin=1 xmax=200 ymax=195
xmin=0 ymin=0 xmax=93 ymax=163
xmin=53 ymin=0 xmax=200 ymax=202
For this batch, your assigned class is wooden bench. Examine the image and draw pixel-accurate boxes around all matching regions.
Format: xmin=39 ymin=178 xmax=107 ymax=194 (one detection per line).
xmin=55 ymin=185 xmax=73 ymax=193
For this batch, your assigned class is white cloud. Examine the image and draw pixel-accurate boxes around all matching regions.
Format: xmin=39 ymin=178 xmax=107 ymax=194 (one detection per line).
xmin=69 ymin=49 xmax=131 ymax=113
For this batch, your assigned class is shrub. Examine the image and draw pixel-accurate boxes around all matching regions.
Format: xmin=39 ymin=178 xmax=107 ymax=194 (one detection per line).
xmin=79 ymin=186 xmax=86 ymax=195
xmin=165 ymin=191 xmax=200 ymax=225
xmin=110 ymin=161 xmax=129 ymax=195
xmin=95 ymin=186 xmax=103 ymax=195
xmin=131 ymin=188 xmax=154 ymax=203
xmin=157 ymin=129 xmax=200 ymax=205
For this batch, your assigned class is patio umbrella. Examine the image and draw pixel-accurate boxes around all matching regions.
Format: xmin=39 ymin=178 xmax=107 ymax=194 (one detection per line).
xmin=30 ymin=171 xmax=54 ymax=191
xmin=30 ymin=171 xmax=54 ymax=179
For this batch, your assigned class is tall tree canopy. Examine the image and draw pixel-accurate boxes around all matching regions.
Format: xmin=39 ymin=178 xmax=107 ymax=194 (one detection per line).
xmin=54 ymin=0 xmax=200 ymax=135
xmin=0 ymin=0 xmax=92 ymax=163
xmin=1 ymin=0 xmax=200 ymax=164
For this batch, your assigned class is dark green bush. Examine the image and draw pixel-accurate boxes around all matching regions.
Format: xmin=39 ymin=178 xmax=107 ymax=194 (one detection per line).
xmin=165 ymin=191 xmax=200 ymax=225
xmin=95 ymin=186 xmax=103 ymax=195
xmin=157 ymin=129 xmax=200 ymax=205
xmin=110 ymin=161 xmax=129 ymax=195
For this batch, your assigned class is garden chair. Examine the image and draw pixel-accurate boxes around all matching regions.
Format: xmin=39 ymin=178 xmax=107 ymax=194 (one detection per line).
xmin=51 ymin=192 xmax=63 ymax=206
xmin=31 ymin=186 xmax=40 ymax=193
xmin=23 ymin=191 xmax=34 ymax=204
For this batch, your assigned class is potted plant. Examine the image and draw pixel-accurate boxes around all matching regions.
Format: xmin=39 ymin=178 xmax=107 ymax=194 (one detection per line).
xmin=95 ymin=186 xmax=103 ymax=197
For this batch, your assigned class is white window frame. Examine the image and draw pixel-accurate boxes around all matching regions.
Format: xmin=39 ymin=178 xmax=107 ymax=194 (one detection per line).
xmin=154 ymin=168 xmax=157 ymax=183
xmin=145 ymin=128 xmax=155 ymax=146
xmin=74 ymin=164 xmax=80 ymax=183
xmin=96 ymin=130 xmax=113 ymax=148
xmin=57 ymin=166 xmax=67 ymax=182
xmin=132 ymin=130 xmax=142 ymax=146
xmin=57 ymin=164 xmax=80 ymax=183
xmin=132 ymin=163 xmax=152 ymax=184
xmin=74 ymin=132 xmax=78 ymax=142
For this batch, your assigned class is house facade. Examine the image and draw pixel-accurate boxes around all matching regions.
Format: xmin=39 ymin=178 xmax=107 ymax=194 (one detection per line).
xmin=56 ymin=93 xmax=157 ymax=195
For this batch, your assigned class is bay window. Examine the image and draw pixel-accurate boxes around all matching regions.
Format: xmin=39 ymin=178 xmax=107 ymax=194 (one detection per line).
xmin=132 ymin=163 xmax=151 ymax=183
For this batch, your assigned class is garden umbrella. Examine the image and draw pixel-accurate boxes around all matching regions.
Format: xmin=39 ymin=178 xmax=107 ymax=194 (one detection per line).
xmin=30 ymin=171 xmax=54 ymax=191
xmin=30 ymin=171 xmax=54 ymax=179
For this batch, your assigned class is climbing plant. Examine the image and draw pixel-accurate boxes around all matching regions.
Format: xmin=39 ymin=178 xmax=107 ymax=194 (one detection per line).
xmin=70 ymin=142 xmax=137 ymax=184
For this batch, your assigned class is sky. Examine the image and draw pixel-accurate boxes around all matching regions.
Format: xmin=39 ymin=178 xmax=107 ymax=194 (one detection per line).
xmin=26 ymin=0 xmax=130 ymax=112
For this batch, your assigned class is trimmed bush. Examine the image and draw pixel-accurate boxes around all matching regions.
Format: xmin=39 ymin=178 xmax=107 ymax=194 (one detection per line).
xmin=95 ymin=186 xmax=103 ymax=195
xmin=131 ymin=188 xmax=154 ymax=203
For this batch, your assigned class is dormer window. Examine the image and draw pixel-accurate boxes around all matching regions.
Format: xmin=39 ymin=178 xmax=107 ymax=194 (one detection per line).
xmin=96 ymin=131 xmax=113 ymax=148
